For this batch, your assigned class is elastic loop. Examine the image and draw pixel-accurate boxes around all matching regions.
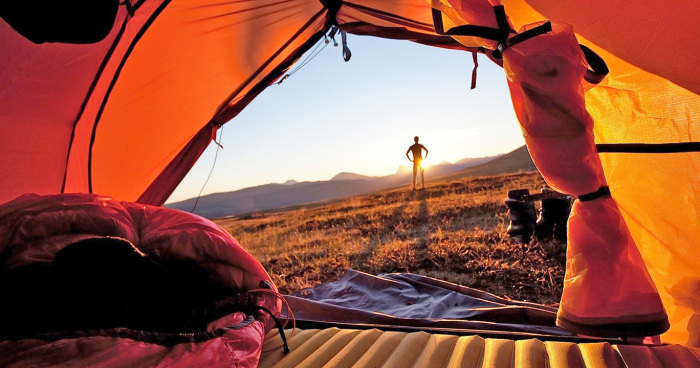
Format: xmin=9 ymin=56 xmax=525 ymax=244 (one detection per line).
xmin=341 ymin=30 xmax=351 ymax=62
xmin=580 ymin=44 xmax=609 ymax=84
xmin=578 ymin=186 xmax=611 ymax=202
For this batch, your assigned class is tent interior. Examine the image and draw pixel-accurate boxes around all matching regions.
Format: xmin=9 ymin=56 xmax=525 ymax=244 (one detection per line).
xmin=1 ymin=0 xmax=699 ymax=366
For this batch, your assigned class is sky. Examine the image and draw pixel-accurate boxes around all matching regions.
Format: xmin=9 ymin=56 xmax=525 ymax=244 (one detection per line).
xmin=166 ymin=33 xmax=525 ymax=204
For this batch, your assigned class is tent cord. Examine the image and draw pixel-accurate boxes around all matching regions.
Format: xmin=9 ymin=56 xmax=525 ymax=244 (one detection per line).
xmin=278 ymin=25 xmax=352 ymax=85
xmin=278 ymin=37 xmax=329 ymax=84
xmin=191 ymin=126 xmax=224 ymax=213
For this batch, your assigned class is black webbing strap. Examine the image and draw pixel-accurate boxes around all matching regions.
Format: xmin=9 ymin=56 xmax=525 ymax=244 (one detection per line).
xmin=431 ymin=5 xmax=609 ymax=86
xmin=431 ymin=8 xmax=445 ymax=34
xmin=597 ymin=142 xmax=700 ymax=153
xmin=430 ymin=6 xmax=546 ymax=60
xmin=444 ymin=23 xmax=505 ymax=39
xmin=493 ymin=5 xmax=511 ymax=42
xmin=431 ymin=6 xmax=511 ymax=41
xmin=491 ymin=21 xmax=551 ymax=59
xmin=578 ymin=186 xmax=611 ymax=202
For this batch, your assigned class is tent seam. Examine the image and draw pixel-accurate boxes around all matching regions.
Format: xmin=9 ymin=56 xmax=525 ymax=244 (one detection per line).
xmin=86 ymin=0 xmax=173 ymax=194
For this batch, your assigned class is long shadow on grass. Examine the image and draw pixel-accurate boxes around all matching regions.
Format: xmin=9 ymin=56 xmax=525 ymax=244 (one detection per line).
xmin=348 ymin=199 xmax=409 ymax=267
xmin=352 ymin=190 xmax=436 ymax=273
xmin=417 ymin=191 xmax=430 ymax=249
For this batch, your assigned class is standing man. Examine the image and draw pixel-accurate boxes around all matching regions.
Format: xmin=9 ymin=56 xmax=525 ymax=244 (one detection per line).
xmin=406 ymin=136 xmax=429 ymax=190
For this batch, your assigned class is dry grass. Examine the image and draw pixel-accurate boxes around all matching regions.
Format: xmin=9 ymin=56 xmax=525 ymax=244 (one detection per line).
xmin=215 ymin=171 xmax=566 ymax=305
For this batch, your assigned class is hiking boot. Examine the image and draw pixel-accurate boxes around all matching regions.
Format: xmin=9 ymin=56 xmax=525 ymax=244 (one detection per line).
xmin=536 ymin=188 xmax=572 ymax=242
xmin=505 ymin=189 xmax=536 ymax=243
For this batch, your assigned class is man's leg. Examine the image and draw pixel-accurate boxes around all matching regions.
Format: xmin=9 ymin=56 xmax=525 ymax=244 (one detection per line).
xmin=420 ymin=167 xmax=425 ymax=189
xmin=412 ymin=166 xmax=417 ymax=190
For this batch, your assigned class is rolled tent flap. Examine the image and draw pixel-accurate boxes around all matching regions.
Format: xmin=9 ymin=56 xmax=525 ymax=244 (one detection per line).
xmin=429 ymin=0 xmax=669 ymax=337
xmin=487 ymin=0 xmax=700 ymax=347
xmin=503 ymin=23 xmax=668 ymax=336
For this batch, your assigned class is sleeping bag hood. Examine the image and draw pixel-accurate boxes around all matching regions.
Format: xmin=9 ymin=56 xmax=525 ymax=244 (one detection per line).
xmin=0 ymin=193 xmax=282 ymax=368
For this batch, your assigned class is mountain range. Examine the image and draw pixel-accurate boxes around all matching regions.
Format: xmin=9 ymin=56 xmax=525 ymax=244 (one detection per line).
xmin=166 ymin=145 xmax=536 ymax=219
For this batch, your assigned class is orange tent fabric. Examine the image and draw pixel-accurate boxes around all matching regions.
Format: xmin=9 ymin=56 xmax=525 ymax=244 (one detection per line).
xmin=1 ymin=0 xmax=698 ymax=346
xmin=0 ymin=0 xmax=466 ymax=206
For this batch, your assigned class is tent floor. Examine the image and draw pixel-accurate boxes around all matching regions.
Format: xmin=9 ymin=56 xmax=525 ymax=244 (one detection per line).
xmin=260 ymin=328 xmax=700 ymax=368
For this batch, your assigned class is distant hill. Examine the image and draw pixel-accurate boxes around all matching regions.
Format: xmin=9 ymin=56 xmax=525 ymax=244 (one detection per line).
xmin=442 ymin=145 xmax=536 ymax=180
xmin=455 ymin=156 xmax=497 ymax=166
xmin=331 ymin=172 xmax=374 ymax=181
xmin=166 ymin=146 xmax=535 ymax=218
xmin=428 ymin=156 xmax=497 ymax=177
xmin=167 ymin=179 xmax=399 ymax=219
xmin=395 ymin=165 xmax=411 ymax=175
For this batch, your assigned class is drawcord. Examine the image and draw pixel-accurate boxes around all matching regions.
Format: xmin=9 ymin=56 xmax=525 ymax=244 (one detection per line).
xmin=254 ymin=306 xmax=290 ymax=354
xmin=249 ymin=288 xmax=296 ymax=353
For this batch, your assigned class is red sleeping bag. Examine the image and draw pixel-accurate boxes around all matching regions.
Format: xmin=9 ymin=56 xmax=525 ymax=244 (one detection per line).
xmin=0 ymin=193 xmax=281 ymax=368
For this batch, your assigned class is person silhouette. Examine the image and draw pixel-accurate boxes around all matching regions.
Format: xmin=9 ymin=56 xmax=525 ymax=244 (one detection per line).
xmin=406 ymin=136 xmax=428 ymax=190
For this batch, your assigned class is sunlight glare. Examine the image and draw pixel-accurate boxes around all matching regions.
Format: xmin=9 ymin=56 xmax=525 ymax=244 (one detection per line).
xmin=419 ymin=159 xmax=431 ymax=168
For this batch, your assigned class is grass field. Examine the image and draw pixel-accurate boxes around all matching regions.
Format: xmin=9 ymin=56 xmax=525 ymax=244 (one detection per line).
xmin=216 ymin=171 xmax=567 ymax=305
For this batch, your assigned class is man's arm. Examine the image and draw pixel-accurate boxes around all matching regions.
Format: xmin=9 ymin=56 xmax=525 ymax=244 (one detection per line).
xmin=422 ymin=145 xmax=428 ymax=159
xmin=406 ymin=148 xmax=413 ymax=162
